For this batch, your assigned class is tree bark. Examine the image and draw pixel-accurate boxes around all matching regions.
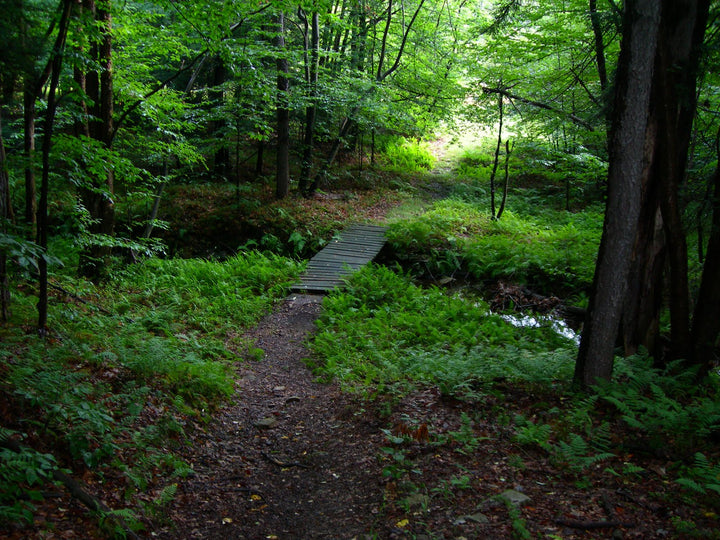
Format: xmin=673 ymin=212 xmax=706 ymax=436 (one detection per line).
xmin=574 ymin=0 xmax=660 ymax=388
xmin=275 ymin=11 xmax=290 ymax=199
xmin=620 ymin=0 xmax=709 ymax=364
xmin=489 ymin=87 xmax=504 ymax=219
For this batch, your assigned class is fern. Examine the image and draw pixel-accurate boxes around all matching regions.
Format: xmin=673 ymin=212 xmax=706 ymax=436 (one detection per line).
xmin=556 ymin=433 xmax=615 ymax=472
xmin=594 ymin=354 xmax=720 ymax=455
xmin=513 ymin=416 xmax=553 ymax=452
xmin=677 ymin=453 xmax=720 ymax=497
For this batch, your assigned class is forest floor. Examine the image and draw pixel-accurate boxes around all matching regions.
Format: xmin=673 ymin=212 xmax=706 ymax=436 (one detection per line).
xmin=5 ymin=147 xmax=714 ymax=539
xmin=150 ymin=147 xmax=710 ymax=539
xmin=151 ymin=287 xmax=702 ymax=539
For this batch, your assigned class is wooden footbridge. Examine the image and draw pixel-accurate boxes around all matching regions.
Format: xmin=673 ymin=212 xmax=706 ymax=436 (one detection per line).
xmin=291 ymin=224 xmax=387 ymax=294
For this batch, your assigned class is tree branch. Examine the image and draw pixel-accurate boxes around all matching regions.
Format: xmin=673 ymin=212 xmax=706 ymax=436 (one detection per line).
xmin=480 ymin=85 xmax=596 ymax=131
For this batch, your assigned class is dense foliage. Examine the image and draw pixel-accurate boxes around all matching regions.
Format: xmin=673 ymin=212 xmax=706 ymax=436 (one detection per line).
xmin=1 ymin=252 xmax=301 ymax=532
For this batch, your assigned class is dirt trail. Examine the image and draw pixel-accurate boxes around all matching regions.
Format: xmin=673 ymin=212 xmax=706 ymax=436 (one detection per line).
xmin=157 ymin=294 xmax=388 ymax=539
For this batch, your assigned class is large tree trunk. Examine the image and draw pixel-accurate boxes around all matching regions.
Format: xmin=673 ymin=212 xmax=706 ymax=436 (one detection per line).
xmin=620 ymin=0 xmax=709 ymax=364
xmin=574 ymin=0 xmax=661 ymax=388
xmin=275 ymin=11 xmax=290 ymax=199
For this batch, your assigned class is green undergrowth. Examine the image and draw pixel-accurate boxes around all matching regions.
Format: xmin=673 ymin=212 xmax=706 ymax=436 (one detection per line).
xmin=382 ymin=137 xmax=437 ymax=173
xmin=0 ymin=251 xmax=302 ymax=533
xmin=308 ymin=264 xmax=720 ymax=533
xmin=308 ymin=264 xmax=577 ymax=396
xmin=386 ymin=196 xmax=602 ymax=296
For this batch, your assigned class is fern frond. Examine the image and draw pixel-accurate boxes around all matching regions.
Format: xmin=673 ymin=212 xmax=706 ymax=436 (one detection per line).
xmin=676 ymin=477 xmax=707 ymax=494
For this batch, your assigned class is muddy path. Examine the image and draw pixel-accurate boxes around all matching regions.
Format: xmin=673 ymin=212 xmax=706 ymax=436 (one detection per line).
xmin=156 ymin=294 xmax=389 ymax=539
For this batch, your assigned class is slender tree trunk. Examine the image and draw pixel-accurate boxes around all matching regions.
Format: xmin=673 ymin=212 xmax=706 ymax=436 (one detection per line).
xmin=0 ymin=108 xmax=11 ymax=322
xmin=275 ymin=11 xmax=290 ymax=199
xmin=38 ymin=0 xmax=73 ymax=332
xmin=497 ymin=139 xmax=513 ymax=220
xmin=589 ymin=0 xmax=608 ymax=94
xmin=489 ymin=87 xmax=504 ymax=219
xmin=23 ymin=86 xmax=37 ymax=231
xmin=574 ymin=0 xmax=660 ymax=388
xmin=299 ymin=11 xmax=319 ymax=195
xmin=255 ymin=140 xmax=265 ymax=178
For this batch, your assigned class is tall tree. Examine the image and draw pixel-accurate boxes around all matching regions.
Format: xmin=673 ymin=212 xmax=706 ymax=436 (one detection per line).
xmin=298 ymin=8 xmax=320 ymax=195
xmin=576 ymin=0 xmax=712 ymax=387
xmin=574 ymin=0 xmax=660 ymax=387
xmin=308 ymin=0 xmax=427 ymax=194
xmin=38 ymin=0 xmax=74 ymax=331
xmin=621 ymin=0 xmax=710 ymax=363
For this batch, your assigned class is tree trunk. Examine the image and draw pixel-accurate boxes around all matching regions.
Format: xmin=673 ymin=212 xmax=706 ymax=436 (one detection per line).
xmin=496 ymin=139 xmax=512 ymax=220
xmin=0 ymin=107 xmax=11 ymax=322
xmin=589 ymin=0 xmax=608 ymax=90
xmin=574 ymin=0 xmax=660 ymax=388
xmin=275 ymin=11 xmax=290 ymax=199
xmin=299 ymin=11 xmax=320 ymax=195
xmin=38 ymin=0 xmax=73 ymax=331
xmin=77 ymin=0 xmax=116 ymax=280
xmin=489 ymin=87 xmax=503 ymax=219
xmin=620 ymin=0 xmax=709 ymax=365
xmin=691 ymin=136 xmax=720 ymax=375
xmin=23 ymin=86 xmax=37 ymax=231
xmin=655 ymin=0 xmax=708 ymax=361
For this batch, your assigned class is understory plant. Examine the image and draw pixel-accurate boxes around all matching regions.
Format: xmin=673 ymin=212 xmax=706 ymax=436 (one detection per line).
xmin=386 ymin=196 xmax=602 ymax=294
xmin=308 ymin=264 xmax=577 ymax=396
xmin=0 ymin=250 xmax=302 ymax=531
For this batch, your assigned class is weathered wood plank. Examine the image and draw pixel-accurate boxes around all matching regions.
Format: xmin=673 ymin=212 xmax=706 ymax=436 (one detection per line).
xmin=291 ymin=223 xmax=387 ymax=293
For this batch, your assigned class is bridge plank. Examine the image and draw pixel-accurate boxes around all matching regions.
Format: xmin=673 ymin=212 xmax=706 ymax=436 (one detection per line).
xmin=291 ymin=224 xmax=387 ymax=293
